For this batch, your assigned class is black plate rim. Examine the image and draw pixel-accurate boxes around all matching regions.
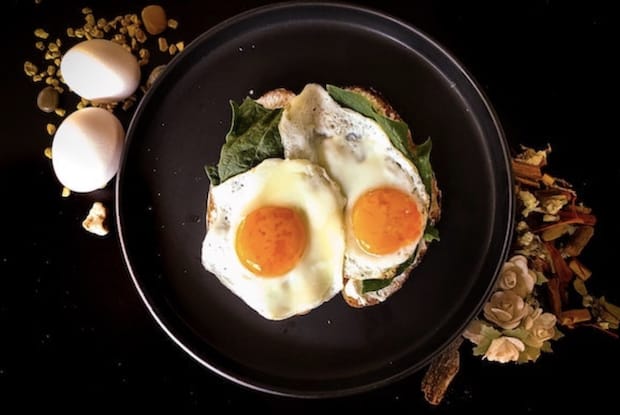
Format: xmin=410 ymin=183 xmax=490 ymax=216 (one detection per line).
xmin=115 ymin=1 xmax=515 ymax=398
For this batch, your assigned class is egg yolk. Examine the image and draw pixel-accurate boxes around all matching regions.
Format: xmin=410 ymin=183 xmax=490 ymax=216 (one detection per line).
xmin=352 ymin=187 xmax=422 ymax=255
xmin=235 ymin=206 xmax=307 ymax=277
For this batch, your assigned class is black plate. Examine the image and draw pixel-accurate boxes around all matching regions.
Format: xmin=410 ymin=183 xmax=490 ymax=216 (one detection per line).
xmin=116 ymin=2 xmax=514 ymax=398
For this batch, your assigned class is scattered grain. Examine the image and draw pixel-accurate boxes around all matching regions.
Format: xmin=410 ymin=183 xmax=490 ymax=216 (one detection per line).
xmin=34 ymin=28 xmax=49 ymax=39
xmin=46 ymin=123 xmax=56 ymax=135
xmin=158 ymin=37 xmax=168 ymax=52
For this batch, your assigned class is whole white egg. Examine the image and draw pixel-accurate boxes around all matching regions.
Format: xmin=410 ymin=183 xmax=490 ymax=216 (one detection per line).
xmin=60 ymin=39 xmax=140 ymax=102
xmin=52 ymin=107 xmax=125 ymax=192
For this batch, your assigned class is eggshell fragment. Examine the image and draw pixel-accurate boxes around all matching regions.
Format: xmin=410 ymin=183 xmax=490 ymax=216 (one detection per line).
xmin=52 ymin=107 xmax=125 ymax=192
xmin=60 ymin=39 xmax=140 ymax=102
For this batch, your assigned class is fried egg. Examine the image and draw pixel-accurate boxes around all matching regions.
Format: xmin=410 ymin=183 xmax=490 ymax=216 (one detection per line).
xmin=201 ymin=158 xmax=346 ymax=320
xmin=279 ymin=84 xmax=430 ymax=281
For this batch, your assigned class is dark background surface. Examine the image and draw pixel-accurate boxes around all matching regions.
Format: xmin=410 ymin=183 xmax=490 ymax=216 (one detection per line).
xmin=2 ymin=0 xmax=618 ymax=412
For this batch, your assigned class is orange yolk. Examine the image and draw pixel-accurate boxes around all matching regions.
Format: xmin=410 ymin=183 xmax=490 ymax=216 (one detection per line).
xmin=235 ymin=206 xmax=307 ymax=277
xmin=352 ymin=187 xmax=422 ymax=255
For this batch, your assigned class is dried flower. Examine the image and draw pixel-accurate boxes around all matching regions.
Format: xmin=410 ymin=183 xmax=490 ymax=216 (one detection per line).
xmin=497 ymin=255 xmax=536 ymax=298
xmin=484 ymin=291 xmax=531 ymax=330
xmin=483 ymin=336 xmax=525 ymax=363
xmin=522 ymin=308 xmax=557 ymax=348
xmin=462 ymin=319 xmax=486 ymax=345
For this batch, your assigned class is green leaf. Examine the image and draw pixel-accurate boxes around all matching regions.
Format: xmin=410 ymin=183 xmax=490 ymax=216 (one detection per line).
xmin=204 ymin=165 xmax=220 ymax=185
xmin=472 ymin=344 xmax=487 ymax=357
xmin=206 ymin=98 xmax=283 ymax=184
xmin=326 ymin=85 xmax=412 ymax=159
xmin=535 ymin=270 xmax=549 ymax=286
xmin=361 ymin=245 xmax=421 ymax=293
xmin=326 ymin=85 xmax=435 ymax=196
xmin=423 ymin=225 xmax=440 ymax=242
xmin=410 ymin=137 xmax=434 ymax=199
xmin=518 ymin=345 xmax=541 ymax=363
xmin=472 ymin=325 xmax=502 ymax=356
xmin=573 ymin=278 xmax=589 ymax=297
xmin=376 ymin=115 xmax=414 ymax=160
xmin=552 ymin=328 xmax=565 ymax=341
xmin=361 ymin=278 xmax=394 ymax=293
xmin=540 ymin=341 xmax=553 ymax=353
xmin=503 ymin=327 xmax=529 ymax=342
xmin=395 ymin=247 xmax=418 ymax=276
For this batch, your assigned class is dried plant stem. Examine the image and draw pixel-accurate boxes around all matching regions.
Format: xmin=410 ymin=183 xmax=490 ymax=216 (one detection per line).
xmin=421 ymin=337 xmax=463 ymax=405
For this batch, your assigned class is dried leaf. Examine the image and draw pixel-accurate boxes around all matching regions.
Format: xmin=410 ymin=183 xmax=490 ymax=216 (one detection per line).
xmin=512 ymin=159 xmax=543 ymax=181
xmin=547 ymin=278 xmax=563 ymax=317
xmin=558 ymin=209 xmax=597 ymax=226
xmin=541 ymin=222 xmax=572 ymax=241
xmin=517 ymin=345 xmax=542 ymax=363
xmin=569 ymin=258 xmax=592 ymax=281
xmin=515 ymin=144 xmax=550 ymax=166
xmin=472 ymin=325 xmax=502 ymax=356
xmin=563 ymin=226 xmax=594 ymax=257
xmin=560 ymin=309 xmax=592 ymax=326
xmin=545 ymin=242 xmax=573 ymax=283
xmin=573 ymin=278 xmax=588 ymax=297
xmin=598 ymin=309 xmax=620 ymax=328
xmin=600 ymin=297 xmax=620 ymax=320
xmin=541 ymin=173 xmax=555 ymax=186
xmin=535 ymin=270 xmax=549 ymax=285
xmin=516 ymin=176 xmax=541 ymax=188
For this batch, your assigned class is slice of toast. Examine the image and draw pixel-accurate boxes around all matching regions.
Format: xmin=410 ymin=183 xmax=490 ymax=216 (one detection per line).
xmin=210 ymin=85 xmax=441 ymax=308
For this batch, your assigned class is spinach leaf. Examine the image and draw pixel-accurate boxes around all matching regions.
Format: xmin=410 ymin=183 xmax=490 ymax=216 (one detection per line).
xmin=326 ymin=85 xmax=435 ymax=196
xmin=362 ymin=278 xmax=394 ymax=294
xmin=423 ymin=224 xmax=440 ymax=242
xmin=205 ymin=165 xmax=220 ymax=184
xmin=411 ymin=137 xmax=433 ymax=201
xmin=361 ymin=249 xmax=418 ymax=294
xmin=206 ymin=98 xmax=283 ymax=185
xmin=327 ymin=85 xmax=413 ymax=160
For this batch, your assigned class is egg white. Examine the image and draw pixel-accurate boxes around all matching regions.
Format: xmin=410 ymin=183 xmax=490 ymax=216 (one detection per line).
xmin=201 ymin=158 xmax=346 ymax=320
xmin=279 ymin=84 xmax=429 ymax=281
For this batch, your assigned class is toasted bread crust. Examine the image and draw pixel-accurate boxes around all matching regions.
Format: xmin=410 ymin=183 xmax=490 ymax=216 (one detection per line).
xmin=256 ymin=88 xmax=296 ymax=109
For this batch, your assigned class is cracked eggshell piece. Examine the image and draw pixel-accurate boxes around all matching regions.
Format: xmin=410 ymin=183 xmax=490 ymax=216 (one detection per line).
xmin=60 ymin=39 xmax=140 ymax=102
xmin=52 ymin=107 xmax=124 ymax=192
